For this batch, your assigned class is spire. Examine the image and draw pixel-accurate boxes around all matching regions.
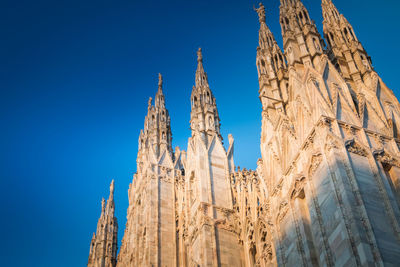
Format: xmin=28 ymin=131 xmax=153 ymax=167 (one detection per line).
xmin=322 ymin=0 xmax=372 ymax=77
xmin=279 ymin=0 xmax=324 ymax=67
xmin=190 ymin=48 xmax=221 ymax=141
xmin=155 ymin=73 xmax=165 ymax=108
xmin=109 ymin=179 xmax=114 ymax=200
xmin=256 ymin=3 xmax=287 ymax=121
xmin=255 ymin=3 xmax=276 ymax=50
xmin=101 ymin=197 xmax=105 ymax=215
xmin=88 ymin=183 xmax=118 ymax=267
xmin=138 ymin=74 xmax=173 ymax=160
xmin=322 ymin=0 xmax=360 ymax=46
xmin=195 ymin=48 xmax=209 ymax=88
xmin=106 ymin=180 xmax=115 ymax=216
xmin=256 ymin=3 xmax=286 ymax=80
xmin=158 ymin=73 xmax=163 ymax=93
xmin=255 ymin=2 xmax=266 ymax=24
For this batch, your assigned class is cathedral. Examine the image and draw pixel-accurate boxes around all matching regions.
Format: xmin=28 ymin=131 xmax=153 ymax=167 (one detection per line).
xmin=87 ymin=0 xmax=400 ymax=266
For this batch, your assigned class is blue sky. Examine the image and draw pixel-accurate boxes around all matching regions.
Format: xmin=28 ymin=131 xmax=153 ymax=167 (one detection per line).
xmin=1 ymin=0 xmax=399 ymax=266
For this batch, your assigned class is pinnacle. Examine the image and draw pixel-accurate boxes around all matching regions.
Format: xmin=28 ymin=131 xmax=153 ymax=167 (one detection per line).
xmin=101 ymin=197 xmax=105 ymax=213
xmin=158 ymin=73 xmax=163 ymax=93
xmin=195 ymin=48 xmax=208 ymax=88
xmin=255 ymin=3 xmax=266 ymax=24
xmin=109 ymin=179 xmax=115 ymax=201
xmin=197 ymin=48 xmax=203 ymax=63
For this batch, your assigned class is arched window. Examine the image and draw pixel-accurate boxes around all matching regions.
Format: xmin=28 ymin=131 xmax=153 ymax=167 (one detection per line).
xmin=285 ymin=17 xmax=290 ymax=29
xmin=279 ymin=54 xmax=284 ymax=65
xmin=304 ymin=11 xmax=309 ymax=22
xmin=349 ymin=27 xmax=355 ymax=39
xmin=344 ymin=28 xmax=352 ymax=41
xmin=313 ymin=38 xmax=321 ymax=52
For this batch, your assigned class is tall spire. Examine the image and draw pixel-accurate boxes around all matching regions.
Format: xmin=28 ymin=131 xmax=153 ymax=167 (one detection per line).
xmin=105 ymin=180 xmax=115 ymax=216
xmin=256 ymin=2 xmax=288 ymax=125
xmin=155 ymin=73 xmax=165 ymax=108
xmin=138 ymin=74 xmax=173 ymax=161
xmin=195 ymin=48 xmax=209 ymax=88
xmin=88 ymin=180 xmax=118 ymax=267
xmin=256 ymin=3 xmax=275 ymax=50
xmin=158 ymin=73 xmax=163 ymax=92
xmin=279 ymin=0 xmax=324 ymax=67
xmin=109 ymin=179 xmax=114 ymax=199
xmin=190 ymin=48 xmax=221 ymax=141
xmin=256 ymin=3 xmax=286 ymax=77
xmin=322 ymin=0 xmax=372 ymax=78
xmin=255 ymin=2 xmax=266 ymax=24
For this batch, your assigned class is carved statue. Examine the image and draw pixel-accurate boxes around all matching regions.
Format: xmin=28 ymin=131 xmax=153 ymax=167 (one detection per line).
xmin=197 ymin=48 xmax=203 ymax=62
xmin=158 ymin=73 xmax=163 ymax=88
xmin=148 ymin=97 xmax=152 ymax=110
xmin=254 ymin=3 xmax=266 ymax=23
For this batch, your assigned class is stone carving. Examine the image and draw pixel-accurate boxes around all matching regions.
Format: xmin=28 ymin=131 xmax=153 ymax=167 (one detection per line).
xmin=254 ymin=3 xmax=266 ymax=23
xmin=374 ymin=149 xmax=400 ymax=168
xmin=290 ymin=176 xmax=306 ymax=200
xmin=346 ymin=139 xmax=368 ymax=157
xmin=87 ymin=1 xmax=400 ymax=266
xmin=308 ymin=154 xmax=323 ymax=177
xmin=88 ymin=181 xmax=118 ymax=267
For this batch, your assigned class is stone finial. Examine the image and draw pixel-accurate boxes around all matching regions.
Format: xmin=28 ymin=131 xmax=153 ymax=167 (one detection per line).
xmin=197 ymin=48 xmax=203 ymax=63
xmin=228 ymin=134 xmax=234 ymax=146
xmin=148 ymin=97 xmax=152 ymax=110
xmin=255 ymin=3 xmax=266 ymax=23
xmin=195 ymin=47 xmax=209 ymax=88
xmin=158 ymin=73 xmax=163 ymax=90
xmin=110 ymin=179 xmax=115 ymax=199
xmin=101 ymin=197 xmax=105 ymax=212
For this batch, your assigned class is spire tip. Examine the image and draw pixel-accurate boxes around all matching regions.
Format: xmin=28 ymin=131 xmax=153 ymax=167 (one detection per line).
xmin=158 ymin=73 xmax=163 ymax=88
xmin=109 ymin=179 xmax=115 ymax=200
xmin=255 ymin=3 xmax=266 ymax=23
xmin=197 ymin=48 xmax=203 ymax=63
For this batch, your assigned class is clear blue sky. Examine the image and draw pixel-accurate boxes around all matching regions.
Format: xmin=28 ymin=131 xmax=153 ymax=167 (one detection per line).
xmin=1 ymin=0 xmax=399 ymax=266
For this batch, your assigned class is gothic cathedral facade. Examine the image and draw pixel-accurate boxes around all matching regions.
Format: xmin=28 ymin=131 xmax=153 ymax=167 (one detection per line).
xmin=88 ymin=1 xmax=400 ymax=266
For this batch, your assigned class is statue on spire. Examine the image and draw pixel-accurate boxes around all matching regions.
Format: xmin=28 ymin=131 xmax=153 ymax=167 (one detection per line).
xmin=197 ymin=48 xmax=203 ymax=63
xmin=158 ymin=73 xmax=163 ymax=90
xmin=255 ymin=3 xmax=266 ymax=24
xmin=110 ymin=180 xmax=115 ymax=199
xmin=148 ymin=97 xmax=152 ymax=110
